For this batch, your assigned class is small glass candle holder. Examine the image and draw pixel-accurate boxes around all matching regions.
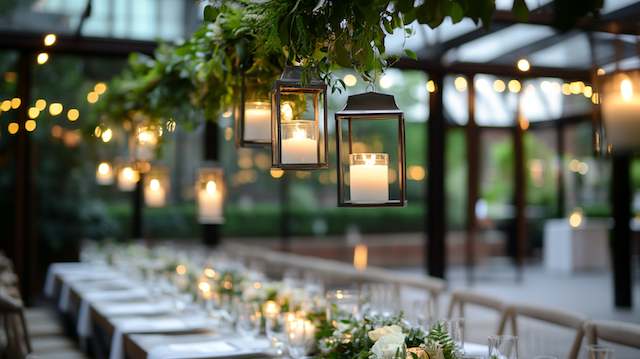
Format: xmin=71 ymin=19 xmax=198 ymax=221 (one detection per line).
xmin=326 ymin=289 xmax=360 ymax=323
xmin=280 ymin=121 xmax=319 ymax=164
xmin=597 ymin=69 xmax=640 ymax=154
xmin=196 ymin=166 xmax=224 ymax=224
xmin=144 ymin=169 xmax=168 ymax=208
xmin=349 ymin=153 xmax=389 ymax=203
xmin=117 ymin=164 xmax=139 ymax=191
xmin=96 ymin=161 xmax=114 ymax=185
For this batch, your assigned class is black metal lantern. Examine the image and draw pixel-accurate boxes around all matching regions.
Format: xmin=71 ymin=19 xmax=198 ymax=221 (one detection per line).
xmin=596 ymin=69 xmax=640 ymax=155
xmin=271 ymin=66 xmax=328 ymax=169
xmin=234 ymin=70 xmax=274 ymax=147
xmin=335 ymin=92 xmax=406 ymax=207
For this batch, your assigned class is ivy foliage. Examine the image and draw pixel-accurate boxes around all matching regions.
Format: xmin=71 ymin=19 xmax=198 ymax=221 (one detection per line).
xmin=97 ymin=0 xmax=603 ymax=128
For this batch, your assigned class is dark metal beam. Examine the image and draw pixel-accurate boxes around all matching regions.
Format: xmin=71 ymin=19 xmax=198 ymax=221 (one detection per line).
xmin=513 ymin=97 xmax=526 ymax=282
xmin=487 ymin=31 xmax=578 ymax=65
xmin=427 ymin=72 xmax=446 ymax=279
xmin=465 ymin=74 xmax=479 ymax=285
xmin=132 ymin=173 xmax=144 ymax=239
xmin=394 ymin=58 xmax=590 ymax=81
xmin=556 ymin=122 xmax=566 ymax=218
xmin=0 ymin=31 xmax=156 ymax=57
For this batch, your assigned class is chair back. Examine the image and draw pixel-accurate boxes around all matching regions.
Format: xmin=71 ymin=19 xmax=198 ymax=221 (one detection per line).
xmin=501 ymin=303 xmax=586 ymax=359
xmin=446 ymin=290 xmax=507 ymax=334
xmin=584 ymin=320 xmax=640 ymax=349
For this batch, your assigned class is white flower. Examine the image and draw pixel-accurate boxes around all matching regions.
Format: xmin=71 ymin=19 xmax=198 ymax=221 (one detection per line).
xmin=370 ymin=332 xmax=406 ymax=359
xmin=368 ymin=325 xmax=404 ymax=341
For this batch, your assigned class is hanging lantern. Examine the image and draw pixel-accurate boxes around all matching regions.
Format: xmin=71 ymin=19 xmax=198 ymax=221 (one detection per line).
xmin=196 ymin=166 xmax=224 ymax=224
xmin=117 ymin=164 xmax=139 ymax=191
xmin=598 ymin=70 xmax=640 ymax=154
xmin=335 ymin=92 xmax=406 ymax=207
xmin=134 ymin=123 xmax=163 ymax=161
xmin=144 ymin=169 xmax=168 ymax=208
xmin=96 ymin=161 xmax=114 ymax=185
xmin=271 ymin=66 xmax=328 ymax=169
xmin=235 ymin=70 xmax=274 ymax=147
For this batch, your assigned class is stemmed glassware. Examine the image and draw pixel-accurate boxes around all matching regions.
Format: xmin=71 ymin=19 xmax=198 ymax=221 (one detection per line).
xmin=286 ymin=317 xmax=315 ymax=359
xmin=488 ymin=335 xmax=519 ymax=359
xmin=587 ymin=345 xmax=614 ymax=359
xmin=235 ymin=302 xmax=262 ymax=338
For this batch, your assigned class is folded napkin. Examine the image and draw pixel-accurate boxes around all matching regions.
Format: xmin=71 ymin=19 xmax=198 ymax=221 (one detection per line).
xmin=147 ymin=338 xmax=271 ymax=359
xmin=45 ymin=263 xmax=102 ymax=297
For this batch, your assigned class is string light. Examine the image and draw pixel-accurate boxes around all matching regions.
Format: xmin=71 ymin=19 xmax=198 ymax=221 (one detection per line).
xmin=94 ymin=82 xmax=107 ymax=95
xmin=35 ymin=99 xmax=46 ymax=110
xmin=11 ymin=98 xmax=21 ymax=109
xmin=517 ymin=58 xmax=530 ymax=72
xmin=43 ymin=34 xmax=57 ymax=46
xmin=0 ymin=100 xmax=10 ymax=112
xmin=36 ymin=53 xmax=49 ymax=65
xmin=508 ymin=79 xmax=521 ymax=93
xmin=25 ymin=120 xmax=36 ymax=132
xmin=561 ymin=83 xmax=571 ymax=95
xmin=426 ymin=80 xmax=436 ymax=93
xmin=67 ymin=108 xmax=79 ymax=121
xmin=343 ymin=74 xmax=357 ymax=87
xmin=270 ymin=168 xmax=284 ymax=179
xmin=8 ymin=122 xmax=18 ymax=134
xmin=454 ymin=76 xmax=467 ymax=92
xmin=101 ymin=128 xmax=113 ymax=142
xmin=49 ymin=103 xmax=63 ymax=116
xmin=493 ymin=79 xmax=506 ymax=92
xmin=28 ymin=107 xmax=40 ymax=119
xmin=583 ymin=86 xmax=593 ymax=98
xmin=87 ymin=91 xmax=99 ymax=104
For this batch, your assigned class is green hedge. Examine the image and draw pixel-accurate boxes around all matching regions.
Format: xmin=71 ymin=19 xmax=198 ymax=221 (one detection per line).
xmin=106 ymin=202 xmax=425 ymax=239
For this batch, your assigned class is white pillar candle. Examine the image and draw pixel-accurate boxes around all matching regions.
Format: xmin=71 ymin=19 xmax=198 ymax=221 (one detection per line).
xmin=349 ymin=153 xmax=389 ymax=203
xmin=281 ymin=121 xmax=318 ymax=164
xmin=117 ymin=166 xmax=139 ymax=191
xmin=198 ymin=180 xmax=223 ymax=223
xmin=145 ymin=178 xmax=166 ymax=207
xmin=96 ymin=162 xmax=114 ymax=185
xmin=602 ymin=77 xmax=640 ymax=150
xmin=244 ymin=101 xmax=271 ymax=142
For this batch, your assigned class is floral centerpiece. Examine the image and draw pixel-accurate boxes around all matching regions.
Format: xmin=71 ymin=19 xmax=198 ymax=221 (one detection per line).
xmin=315 ymin=314 xmax=460 ymax=359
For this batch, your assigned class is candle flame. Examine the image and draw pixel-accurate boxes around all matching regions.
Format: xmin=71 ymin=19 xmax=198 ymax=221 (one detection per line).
xmin=123 ymin=167 xmax=134 ymax=180
xmin=364 ymin=154 xmax=376 ymax=166
xmin=198 ymin=281 xmax=211 ymax=293
xmin=293 ymin=127 xmax=308 ymax=140
xmin=353 ymin=244 xmax=368 ymax=271
xmin=98 ymin=162 xmax=111 ymax=175
xmin=149 ymin=178 xmax=161 ymax=191
xmin=621 ymin=78 xmax=633 ymax=101
xmin=205 ymin=180 xmax=217 ymax=194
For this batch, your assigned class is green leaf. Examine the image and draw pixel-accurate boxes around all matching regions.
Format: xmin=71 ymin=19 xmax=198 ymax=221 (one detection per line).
xmin=449 ymin=2 xmax=464 ymax=23
xmin=404 ymin=49 xmax=417 ymax=60
xmin=203 ymin=5 xmax=218 ymax=22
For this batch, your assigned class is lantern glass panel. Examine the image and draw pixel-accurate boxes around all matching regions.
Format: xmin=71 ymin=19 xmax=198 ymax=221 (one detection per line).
xmin=599 ymin=70 xmax=640 ymax=153
xmin=96 ymin=161 xmax=114 ymax=185
xmin=135 ymin=123 xmax=163 ymax=161
xmin=117 ymin=164 xmax=139 ymax=192
xmin=197 ymin=167 xmax=224 ymax=224
xmin=235 ymin=72 xmax=274 ymax=147
xmin=337 ymin=115 xmax=405 ymax=206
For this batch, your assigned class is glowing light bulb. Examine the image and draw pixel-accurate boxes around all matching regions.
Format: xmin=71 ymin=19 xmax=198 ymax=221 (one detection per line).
xmin=620 ymin=78 xmax=633 ymax=101
xmin=11 ymin=98 xmax=21 ymax=109
xmin=25 ymin=120 xmax=36 ymax=132
xmin=101 ymin=128 xmax=113 ymax=143
xmin=67 ymin=108 xmax=79 ymax=121
xmin=87 ymin=91 xmax=99 ymax=104
xmin=36 ymin=53 xmax=49 ymax=65
xmin=8 ymin=122 xmax=19 ymax=134
xmin=454 ymin=76 xmax=467 ymax=92
xmin=426 ymin=80 xmax=436 ymax=93
xmin=35 ymin=99 xmax=46 ymax=110
xmin=94 ymin=82 xmax=107 ymax=95
xmin=43 ymin=34 xmax=57 ymax=46
xmin=343 ymin=74 xmax=357 ymax=87
xmin=49 ymin=102 xmax=63 ymax=116
xmin=123 ymin=167 xmax=135 ymax=180
xmin=493 ymin=79 xmax=506 ymax=92
xmin=517 ymin=58 xmax=530 ymax=72
xmin=98 ymin=162 xmax=111 ymax=175
xmin=569 ymin=209 xmax=583 ymax=228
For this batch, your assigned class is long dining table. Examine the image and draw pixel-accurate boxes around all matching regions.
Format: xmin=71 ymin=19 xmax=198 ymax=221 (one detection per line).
xmin=45 ymin=262 xmax=272 ymax=359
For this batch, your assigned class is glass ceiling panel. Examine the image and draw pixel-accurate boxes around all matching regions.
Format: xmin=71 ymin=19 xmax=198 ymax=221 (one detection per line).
xmin=0 ymin=0 xmax=197 ymax=41
xmin=447 ymin=24 xmax=556 ymax=63
xmin=529 ymin=33 xmax=592 ymax=69
xmin=601 ymin=0 xmax=640 ymax=14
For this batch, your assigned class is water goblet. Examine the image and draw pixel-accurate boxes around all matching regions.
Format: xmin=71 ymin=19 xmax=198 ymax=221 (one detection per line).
xmin=488 ymin=334 xmax=519 ymax=359
xmin=587 ymin=345 xmax=614 ymax=359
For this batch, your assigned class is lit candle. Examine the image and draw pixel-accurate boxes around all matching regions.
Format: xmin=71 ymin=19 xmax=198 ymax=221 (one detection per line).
xmin=198 ymin=180 xmax=223 ymax=223
xmin=96 ymin=162 xmax=114 ymax=185
xmin=281 ymin=121 xmax=318 ymax=164
xmin=353 ymin=244 xmax=368 ymax=271
xmin=198 ymin=281 xmax=213 ymax=300
xmin=244 ymin=101 xmax=271 ymax=142
xmin=349 ymin=153 xmax=389 ymax=203
xmin=145 ymin=178 xmax=166 ymax=207
xmin=117 ymin=166 xmax=139 ymax=191
xmin=602 ymin=75 xmax=640 ymax=150
xmin=263 ymin=300 xmax=281 ymax=318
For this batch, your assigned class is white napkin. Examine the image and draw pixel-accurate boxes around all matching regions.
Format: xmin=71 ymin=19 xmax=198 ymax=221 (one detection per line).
xmin=76 ymin=289 xmax=152 ymax=338
xmin=109 ymin=318 xmax=192 ymax=359
xmin=464 ymin=342 xmax=489 ymax=356
xmin=146 ymin=338 xmax=271 ymax=359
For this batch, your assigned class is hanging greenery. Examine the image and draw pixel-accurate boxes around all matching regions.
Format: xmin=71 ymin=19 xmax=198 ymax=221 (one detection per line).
xmin=96 ymin=0 xmax=603 ymax=129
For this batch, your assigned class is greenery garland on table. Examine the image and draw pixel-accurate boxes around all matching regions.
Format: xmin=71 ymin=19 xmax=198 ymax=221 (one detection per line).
xmin=96 ymin=0 xmax=557 ymax=130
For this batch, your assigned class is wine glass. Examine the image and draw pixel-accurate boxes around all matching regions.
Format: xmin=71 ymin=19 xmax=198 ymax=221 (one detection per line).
xmin=235 ymin=302 xmax=261 ymax=338
xmin=488 ymin=335 xmax=519 ymax=359
xmin=266 ymin=312 xmax=293 ymax=355
xmin=286 ymin=318 xmax=315 ymax=359
xmin=587 ymin=345 xmax=614 ymax=359
xmin=326 ymin=289 xmax=360 ymax=322
xmin=405 ymin=298 xmax=435 ymax=329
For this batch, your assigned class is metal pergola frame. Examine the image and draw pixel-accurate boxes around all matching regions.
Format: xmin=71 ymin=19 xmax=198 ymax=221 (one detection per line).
xmin=2 ymin=1 xmax=637 ymax=307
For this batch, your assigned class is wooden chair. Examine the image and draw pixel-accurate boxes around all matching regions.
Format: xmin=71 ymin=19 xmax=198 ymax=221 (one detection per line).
xmin=584 ymin=319 xmax=640 ymax=350
xmin=500 ymin=303 xmax=587 ymax=359
xmin=446 ymin=289 xmax=507 ymax=335
xmin=0 ymin=291 xmax=31 ymax=358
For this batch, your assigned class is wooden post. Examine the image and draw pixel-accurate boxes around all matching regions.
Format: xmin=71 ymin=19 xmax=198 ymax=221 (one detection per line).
xmin=13 ymin=51 xmax=35 ymax=303
xmin=465 ymin=75 xmax=479 ymax=285
xmin=427 ymin=72 xmax=446 ymax=278
xmin=202 ymin=120 xmax=220 ymax=247
xmin=132 ymin=173 xmax=144 ymax=239
xmin=611 ymin=154 xmax=632 ymax=308
xmin=513 ymin=98 xmax=526 ymax=282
